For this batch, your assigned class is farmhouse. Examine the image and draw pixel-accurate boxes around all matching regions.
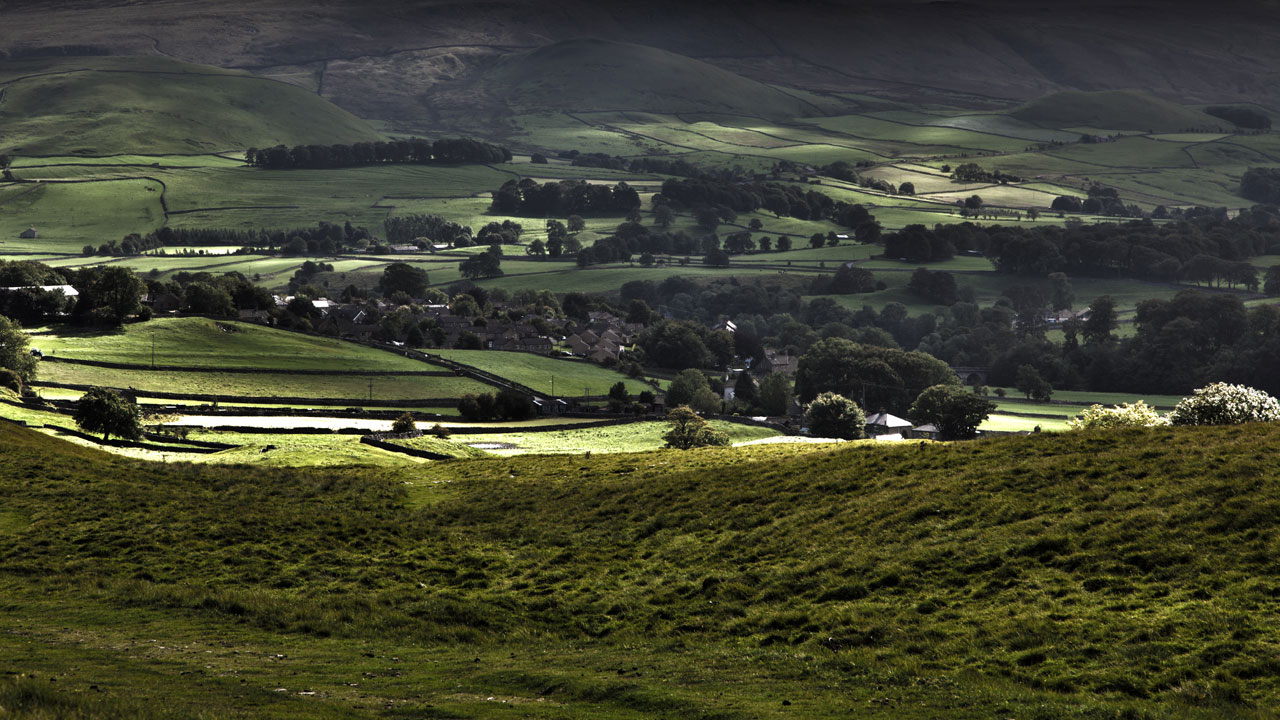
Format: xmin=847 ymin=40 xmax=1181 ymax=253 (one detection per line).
xmin=865 ymin=411 xmax=913 ymax=437
xmin=19 ymin=227 xmax=38 ymax=239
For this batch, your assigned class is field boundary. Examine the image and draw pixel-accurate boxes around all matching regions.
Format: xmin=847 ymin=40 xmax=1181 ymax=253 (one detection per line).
xmin=30 ymin=381 xmax=462 ymax=407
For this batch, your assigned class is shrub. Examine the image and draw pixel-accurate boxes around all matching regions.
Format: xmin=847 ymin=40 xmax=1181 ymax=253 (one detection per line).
xmin=1169 ymin=383 xmax=1280 ymax=426
xmin=803 ymin=392 xmax=864 ymax=439
xmin=391 ymin=412 xmax=416 ymax=434
xmin=1068 ymin=401 xmax=1169 ymax=430
xmin=0 ymin=367 xmax=22 ymax=394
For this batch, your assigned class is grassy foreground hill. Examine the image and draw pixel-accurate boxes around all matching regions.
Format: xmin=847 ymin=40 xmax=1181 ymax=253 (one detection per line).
xmin=3 ymin=420 xmax=1280 ymax=717
xmin=0 ymin=56 xmax=382 ymax=155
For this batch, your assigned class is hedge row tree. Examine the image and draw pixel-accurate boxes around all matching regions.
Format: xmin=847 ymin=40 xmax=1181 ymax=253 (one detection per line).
xmin=73 ymin=387 xmax=142 ymax=441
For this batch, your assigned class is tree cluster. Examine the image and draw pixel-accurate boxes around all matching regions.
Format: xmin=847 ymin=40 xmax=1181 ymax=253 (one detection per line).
xmin=490 ymin=179 xmax=641 ymax=217
xmin=384 ymin=214 xmax=472 ymax=247
xmin=1205 ymin=106 xmax=1272 ymax=131
xmin=457 ymin=389 xmax=535 ymax=421
xmin=1241 ymin=167 xmax=1280 ymax=205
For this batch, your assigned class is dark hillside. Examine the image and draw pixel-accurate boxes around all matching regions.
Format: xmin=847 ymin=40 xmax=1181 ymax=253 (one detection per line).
xmin=4 ymin=420 xmax=1280 ymax=715
xmin=2 ymin=1 xmax=1277 ymax=131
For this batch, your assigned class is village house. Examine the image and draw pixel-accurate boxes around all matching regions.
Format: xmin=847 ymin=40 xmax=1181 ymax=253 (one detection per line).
xmin=18 ymin=227 xmax=38 ymax=239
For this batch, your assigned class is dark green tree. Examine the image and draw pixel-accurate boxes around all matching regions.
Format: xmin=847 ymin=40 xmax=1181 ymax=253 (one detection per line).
xmin=757 ymin=372 xmax=793 ymax=416
xmin=804 ymin=392 xmax=864 ymax=439
xmin=1015 ymin=364 xmax=1053 ymax=401
xmin=459 ymin=246 xmax=503 ymax=279
xmin=607 ymin=381 xmax=630 ymax=412
xmin=909 ymin=384 xmax=995 ymax=440
xmin=1082 ymin=295 xmax=1118 ymax=344
xmin=73 ymin=387 xmax=142 ymax=441
xmin=379 ymin=263 xmax=429 ymax=298
xmin=0 ymin=316 xmax=38 ymax=385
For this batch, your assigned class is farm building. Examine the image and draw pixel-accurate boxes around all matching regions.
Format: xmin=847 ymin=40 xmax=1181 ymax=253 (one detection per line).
xmin=865 ymin=411 xmax=913 ymax=437
xmin=18 ymin=228 xmax=37 ymax=239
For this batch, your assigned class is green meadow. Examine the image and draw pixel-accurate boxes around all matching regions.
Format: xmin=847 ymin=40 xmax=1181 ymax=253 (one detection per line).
xmin=430 ymin=349 xmax=655 ymax=396
xmin=5 ymin=420 xmax=1280 ymax=717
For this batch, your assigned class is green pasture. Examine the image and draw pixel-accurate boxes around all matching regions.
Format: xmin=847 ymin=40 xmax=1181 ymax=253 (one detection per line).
xmin=800 ymin=114 xmax=1032 ymax=153
xmin=1092 ymin=169 xmax=1247 ymax=207
xmin=12 ymin=154 xmax=243 ymax=169
xmin=36 ymin=363 xmax=492 ymax=401
xmin=0 ymin=179 xmax=165 ymax=252
xmin=31 ymin=318 xmax=435 ymax=371
xmin=978 ymin=413 xmax=1069 ymax=432
xmin=455 ymin=419 xmax=779 ymax=455
xmin=1044 ymin=136 xmax=1196 ymax=169
xmin=510 ymin=113 xmax=669 ymax=155
xmin=430 ymin=349 xmax=654 ymax=396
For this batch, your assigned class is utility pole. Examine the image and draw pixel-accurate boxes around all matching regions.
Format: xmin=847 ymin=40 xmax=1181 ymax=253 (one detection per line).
xmin=368 ymin=377 xmax=373 ymax=403
xmin=151 ymin=332 xmax=156 ymax=369
xmin=551 ymin=375 xmax=555 ymax=397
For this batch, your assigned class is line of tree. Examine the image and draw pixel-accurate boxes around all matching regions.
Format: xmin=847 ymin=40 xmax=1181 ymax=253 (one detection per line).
xmin=881 ymin=212 xmax=1280 ymax=282
xmin=490 ymin=179 xmax=641 ymax=217
xmin=244 ymin=137 xmax=511 ymax=170
xmin=654 ymin=177 xmax=876 ymax=229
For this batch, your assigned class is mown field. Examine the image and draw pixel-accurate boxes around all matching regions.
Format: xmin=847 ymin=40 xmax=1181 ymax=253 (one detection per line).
xmin=31 ymin=318 xmax=434 ymax=371
xmin=5 ymin=420 xmax=1280 ymax=718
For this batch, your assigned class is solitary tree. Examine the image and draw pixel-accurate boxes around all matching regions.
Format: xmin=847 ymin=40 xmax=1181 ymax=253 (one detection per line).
xmin=379 ymin=263 xmax=429 ymax=298
xmin=1015 ymin=364 xmax=1053 ymax=401
xmin=663 ymin=406 xmax=729 ymax=450
xmin=607 ymin=381 xmax=631 ymax=412
xmin=74 ymin=387 xmax=142 ymax=441
xmin=804 ymin=392 xmax=865 ymax=439
xmin=909 ymin=384 xmax=995 ymax=440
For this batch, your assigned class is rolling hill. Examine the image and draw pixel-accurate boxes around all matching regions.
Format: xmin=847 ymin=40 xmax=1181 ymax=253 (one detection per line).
xmin=0 ymin=56 xmax=383 ymax=155
xmin=1011 ymin=90 xmax=1233 ymax=133
xmin=4 ymin=418 xmax=1280 ymax=716
xmin=476 ymin=38 xmax=823 ymax=119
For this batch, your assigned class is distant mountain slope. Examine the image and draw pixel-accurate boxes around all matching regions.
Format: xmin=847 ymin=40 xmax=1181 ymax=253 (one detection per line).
xmin=1011 ymin=90 xmax=1229 ymax=132
xmin=476 ymin=38 xmax=821 ymax=118
xmin=0 ymin=56 xmax=383 ymax=155
xmin=2 ymin=1 xmax=1277 ymax=132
